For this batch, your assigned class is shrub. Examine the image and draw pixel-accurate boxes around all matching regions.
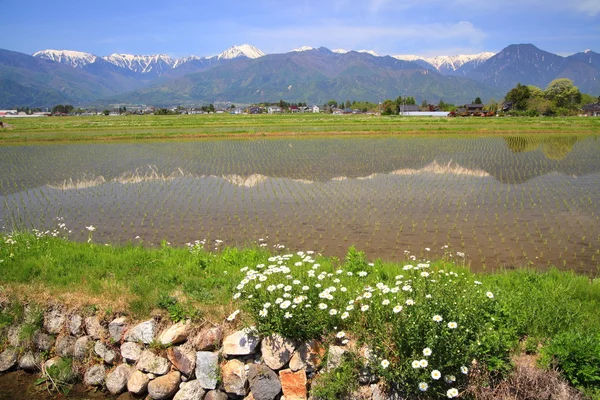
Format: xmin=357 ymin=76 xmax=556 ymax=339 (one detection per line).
xmin=540 ymin=331 xmax=600 ymax=390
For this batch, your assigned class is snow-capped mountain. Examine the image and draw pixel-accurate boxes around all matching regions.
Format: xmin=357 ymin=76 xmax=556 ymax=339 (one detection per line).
xmin=215 ymin=44 xmax=264 ymax=60
xmin=357 ymin=49 xmax=379 ymax=57
xmin=102 ymin=54 xmax=176 ymax=74
xmin=292 ymin=46 xmax=315 ymax=52
xmin=332 ymin=49 xmax=349 ymax=54
xmin=393 ymin=52 xmax=495 ymax=75
xmin=32 ymin=49 xmax=98 ymax=68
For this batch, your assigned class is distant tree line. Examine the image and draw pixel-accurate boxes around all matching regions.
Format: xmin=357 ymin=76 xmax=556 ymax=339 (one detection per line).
xmin=52 ymin=104 xmax=74 ymax=114
xmin=504 ymin=78 xmax=595 ymax=116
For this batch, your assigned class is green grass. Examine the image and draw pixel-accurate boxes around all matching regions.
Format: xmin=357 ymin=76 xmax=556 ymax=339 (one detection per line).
xmin=1 ymin=231 xmax=599 ymax=397
xmin=1 ymin=114 xmax=599 ymax=143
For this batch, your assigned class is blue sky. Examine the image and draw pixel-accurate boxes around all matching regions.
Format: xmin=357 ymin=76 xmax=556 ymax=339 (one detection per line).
xmin=1 ymin=0 xmax=598 ymax=57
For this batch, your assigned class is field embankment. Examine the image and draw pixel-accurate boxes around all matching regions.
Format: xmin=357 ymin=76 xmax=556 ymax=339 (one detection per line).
xmin=1 ymin=114 xmax=599 ymax=143
xmin=1 ymin=232 xmax=599 ymax=399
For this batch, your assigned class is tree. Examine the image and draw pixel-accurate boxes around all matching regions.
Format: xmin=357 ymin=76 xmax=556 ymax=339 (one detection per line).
xmin=473 ymin=97 xmax=482 ymax=104
xmin=327 ymin=100 xmax=338 ymax=108
xmin=345 ymin=100 xmax=351 ymax=109
xmin=544 ymin=78 xmax=581 ymax=109
xmin=505 ymin=83 xmax=531 ymax=111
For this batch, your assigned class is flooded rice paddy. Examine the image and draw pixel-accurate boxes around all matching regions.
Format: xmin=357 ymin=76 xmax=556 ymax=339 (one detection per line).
xmin=0 ymin=134 xmax=599 ymax=273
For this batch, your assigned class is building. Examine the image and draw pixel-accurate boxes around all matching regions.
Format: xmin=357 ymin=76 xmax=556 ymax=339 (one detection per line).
xmin=582 ymin=103 xmax=600 ymax=116
xmin=268 ymin=106 xmax=282 ymax=114
xmin=312 ymin=105 xmax=320 ymax=113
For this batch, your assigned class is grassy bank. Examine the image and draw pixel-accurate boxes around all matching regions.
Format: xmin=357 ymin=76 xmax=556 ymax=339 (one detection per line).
xmin=1 ymin=114 xmax=599 ymax=143
xmin=1 ymin=230 xmax=599 ymax=398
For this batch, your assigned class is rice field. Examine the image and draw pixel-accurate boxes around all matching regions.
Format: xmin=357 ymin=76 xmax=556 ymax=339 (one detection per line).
xmin=0 ymin=134 xmax=598 ymax=274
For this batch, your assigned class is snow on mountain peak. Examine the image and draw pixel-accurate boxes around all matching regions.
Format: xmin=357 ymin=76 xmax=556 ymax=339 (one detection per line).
xmin=393 ymin=52 xmax=494 ymax=71
xmin=33 ymin=49 xmax=98 ymax=68
xmin=292 ymin=46 xmax=314 ymax=52
xmin=357 ymin=49 xmax=379 ymax=57
xmin=332 ymin=49 xmax=349 ymax=54
xmin=102 ymin=53 xmax=176 ymax=74
xmin=393 ymin=54 xmax=425 ymax=62
xmin=216 ymin=44 xmax=265 ymax=60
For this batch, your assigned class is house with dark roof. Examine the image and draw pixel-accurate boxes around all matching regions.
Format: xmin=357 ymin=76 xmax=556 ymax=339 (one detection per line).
xmin=582 ymin=103 xmax=600 ymax=116
xmin=398 ymin=104 xmax=420 ymax=113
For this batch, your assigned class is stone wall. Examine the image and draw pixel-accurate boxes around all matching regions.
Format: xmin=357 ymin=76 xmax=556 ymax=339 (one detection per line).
xmin=0 ymin=304 xmax=387 ymax=399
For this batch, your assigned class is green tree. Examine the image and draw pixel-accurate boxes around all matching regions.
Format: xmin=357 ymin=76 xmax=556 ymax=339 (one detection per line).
xmin=505 ymin=83 xmax=531 ymax=111
xmin=544 ymin=78 xmax=581 ymax=109
xmin=473 ymin=97 xmax=482 ymax=104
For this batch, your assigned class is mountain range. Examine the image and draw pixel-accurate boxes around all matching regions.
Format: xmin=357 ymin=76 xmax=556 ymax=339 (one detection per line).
xmin=0 ymin=44 xmax=598 ymax=108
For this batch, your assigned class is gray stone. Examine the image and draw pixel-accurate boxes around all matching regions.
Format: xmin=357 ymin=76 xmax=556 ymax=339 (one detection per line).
xmin=94 ymin=341 xmax=119 ymax=365
xmin=0 ymin=348 xmax=18 ymax=372
xmin=56 ymin=335 xmax=77 ymax=357
xmin=125 ymin=319 xmax=157 ymax=344
xmin=136 ymin=350 xmax=170 ymax=376
xmin=173 ymin=379 xmax=206 ymax=400
xmin=167 ymin=346 xmax=196 ymax=377
xmin=18 ymin=351 xmax=39 ymax=371
xmin=44 ymin=308 xmax=66 ymax=334
xmin=289 ymin=339 xmax=326 ymax=373
xmin=74 ymin=336 xmax=91 ymax=359
xmin=121 ymin=341 xmax=143 ymax=362
xmin=106 ymin=363 xmax=132 ymax=395
xmin=248 ymin=364 xmax=281 ymax=400
xmin=193 ymin=326 xmax=223 ymax=351
xmin=261 ymin=334 xmax=296 ymax=370
xmin=68 ymin=314 xmax=84 ymax=336
xmin=7 ymin=326 xmax=21 ymax=347
xmin=84 ymin=316 xmax=105 ymax=339
xmin=158 ymin=321 xmax=190 ymax=346
xmin=127 ymin=369 xmax=150 ymax=395
xmin=195 ymin=351 xmax=219 ymax=390
xmin=327 ymin=345 xmax=346 ymax=371
xmin=221 ymin=358 xmax=247 ymax=396
xmin=108 ymin=316 xmax=128 ymax=342
xmin=33 ymin=331 xmax=53 ymax=351
xmin=84 ymin=364 xmax=106 ymax=386
xmin=148 ymin=371 xmax=181 ymax=400
xmin=222 ymin=329 xmax=260 ymax=356
xmin=204 ymin=390 xmax=229 ymax=400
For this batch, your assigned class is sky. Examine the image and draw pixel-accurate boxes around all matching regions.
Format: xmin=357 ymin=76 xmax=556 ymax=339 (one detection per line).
xmin=1 ymin=0 xmax=598 ymax=58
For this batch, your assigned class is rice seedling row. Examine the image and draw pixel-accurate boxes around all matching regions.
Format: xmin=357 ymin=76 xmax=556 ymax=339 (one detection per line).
xmin=0 ymin=134 xmax=598 ymax=273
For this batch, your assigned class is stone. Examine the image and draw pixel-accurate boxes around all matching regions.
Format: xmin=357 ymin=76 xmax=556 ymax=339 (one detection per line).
xmin=127 ymin=369 xmax=150 ymax=395
xmin=204 ymin=390 xmax=229 ymax=400
xmin=94 ymin=341 xmax=119 ymax=365
xmin=221 ymin=358 xmax=247 ymax=396
xmin=44 ymin=308 xmax=66 ymax=334
xmin=7 ymin=326 xmax=21 ymax=347
xmin=262 ymin=334 xmax=296 ymax=370
xmin=33 ymin=331 xmax=53 ymax=351
xmin=106 ymin=363 xmax=132 ymax=395
xmin=85 ymin=316 xmax=105 ymax=339
xmin=195 ymin=351 xmax=219 ymax=389
xmin=244 ymin=394 xmax=255 ymax=400
xmin=18 ymin=351 xmax=39 ymax=371
xmin=136 ymin=350 xmax=170 ymax=376
xmin=125 ymin=319 xmax=157 ymax=344
xmin=222 ymin=329 xmax=260 ymax=356
xmin=173 ymin=379 xmax=206 ymax=400
xmin=279 ymin=369 xmax=307 ymax=400
xmin=167 ymin=346 xmax=196 ymax=377
xmin=121 ymin=341 xmax=143 ymax=362
xmin=148 ymin=371 xmax=181 ymax=400
xmin=108 ymin=317 xmax=128 ymax=342
xmin=84 ymin=364 xmax=106 ymax=386
xmin=0 ymin=348 xmax=18 ymax=372
xmin=326 ymin=345 xmax=346 ymax=371
xmin=68 ymin=314 xmax=84 ymax=336
xmin=289 ymin=339 xmax=326 ymax=373
xmin=194 ymin=326 xmax=223 ymax=351
xmin=159 ymin=321 xmax=190 ymax=346
xmin=247 ymin=364 xmax=281 ymax=400
xmin=74 ymin=336 xmax=91 ymax=359
xmin=56 ymin=335 xmax=77 ymax=357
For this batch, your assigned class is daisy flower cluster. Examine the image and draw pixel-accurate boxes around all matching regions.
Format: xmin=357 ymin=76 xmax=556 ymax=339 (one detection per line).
xmin=231 ymin=248 xmax=499 ymax=397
